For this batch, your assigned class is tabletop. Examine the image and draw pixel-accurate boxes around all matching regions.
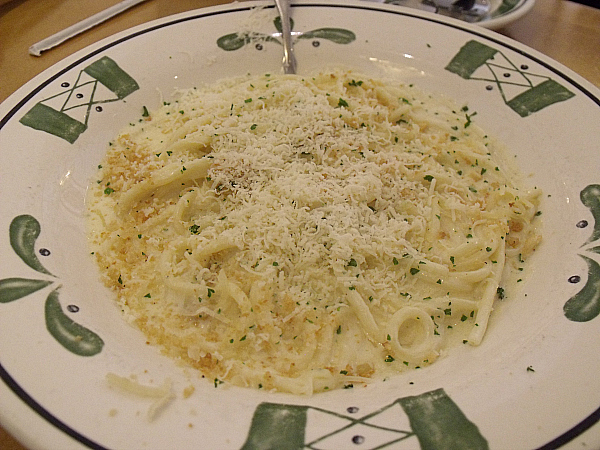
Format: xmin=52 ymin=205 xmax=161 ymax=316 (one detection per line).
xmin=1 ymin=0 xmax=599 ymax=448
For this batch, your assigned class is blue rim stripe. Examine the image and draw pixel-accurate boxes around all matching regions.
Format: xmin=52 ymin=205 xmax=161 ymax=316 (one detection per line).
xmin=0 ymin=363 xmax=107 ymax=449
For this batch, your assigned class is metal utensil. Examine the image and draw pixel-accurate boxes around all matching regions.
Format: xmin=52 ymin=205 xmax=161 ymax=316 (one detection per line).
xmin=29 ymin=0 xmax=149 ymax=56
xmin=274 ymin=0 xmax=297 ymax=74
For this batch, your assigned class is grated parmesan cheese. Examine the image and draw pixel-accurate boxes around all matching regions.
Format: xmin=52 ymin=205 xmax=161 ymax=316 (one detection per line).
xmin=87 ymin=70 xmax=541 ymax=394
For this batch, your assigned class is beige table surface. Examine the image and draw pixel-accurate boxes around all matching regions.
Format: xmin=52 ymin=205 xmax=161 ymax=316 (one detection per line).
xmin=1 ymin=0 xmax=599 ymax=448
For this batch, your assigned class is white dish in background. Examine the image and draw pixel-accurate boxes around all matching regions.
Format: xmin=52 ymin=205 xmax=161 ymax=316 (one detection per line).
xmin=380 ymin=0 xmax=535 ymax=29
xmin=0 ymin=1 xmax=599 ymax=449
xmin=482 ymin=0 xmax=535 ymax=29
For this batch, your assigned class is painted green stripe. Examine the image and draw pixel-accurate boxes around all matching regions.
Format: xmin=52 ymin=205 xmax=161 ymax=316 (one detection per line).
xmin=507 ymin=79 xmax=575 ymax=117
xmin=399 ymin=388 xmax=488 ymax=450
xmin=19 ymin=103 xmax=86 ymax=144
xmin=445 ymin=40 xmax=498 ymax=79
xmin=241 ymin=403 xmax=308 ymax=450
xmin=83 ymin=56 xmax=139 ymax=99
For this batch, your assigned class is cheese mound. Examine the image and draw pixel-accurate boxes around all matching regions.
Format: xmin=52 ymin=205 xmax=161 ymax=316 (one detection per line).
xmin=87 ymin=70 xmax=541 ymax=394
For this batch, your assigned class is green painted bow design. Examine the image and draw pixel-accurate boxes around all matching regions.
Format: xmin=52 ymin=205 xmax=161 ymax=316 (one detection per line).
xmin=564 ymin=185 xmax=600 ymax=322
xmin=217 ymin=16 xmax=355 ymax=51
xmin=0 ymin=215 xmax=104 ymax=356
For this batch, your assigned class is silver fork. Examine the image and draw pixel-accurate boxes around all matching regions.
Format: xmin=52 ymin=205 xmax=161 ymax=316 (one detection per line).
xmin=274 ymin=0 xmax=297 ymax=74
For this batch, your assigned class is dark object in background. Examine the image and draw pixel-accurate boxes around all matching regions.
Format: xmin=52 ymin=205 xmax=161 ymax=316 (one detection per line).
xmin=568 ymin=0 xmax=599 ymax=8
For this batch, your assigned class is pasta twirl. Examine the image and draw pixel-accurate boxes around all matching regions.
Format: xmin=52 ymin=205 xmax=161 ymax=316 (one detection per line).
xmin=86 ymin=70 xmax=541 ymax=394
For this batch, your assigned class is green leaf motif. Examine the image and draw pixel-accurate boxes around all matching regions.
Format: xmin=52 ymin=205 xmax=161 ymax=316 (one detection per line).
xmin=563 ymin=185 xmax=600 ymax=323
xmin=0 ymin=278 xmax=53 ymax=303
xmin=3 ymin=214 xmax=105 ymax=356
xmin=580 ymin=184 xmax=600 ymax=245
xmin=564 ymin=255 xmax=600 ymax=322
xmin=274 ymin=15 xmax=294 ymax=33
xmin=9 ymin=214 xmax=54 ymax=276
xmin=45 ymin=289 xmax=104 ymax=357
xmin=298 ymin=28 xmax=356 ymax=45
xmin=217 ymin=33 xmax=252 ymax=51
xmin=217 ymin=33 xmax=280 ymax=51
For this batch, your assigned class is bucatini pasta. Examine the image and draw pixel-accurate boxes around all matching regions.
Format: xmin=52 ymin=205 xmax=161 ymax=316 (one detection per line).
xmin=86 ymin=70 xmax=541 ymax=394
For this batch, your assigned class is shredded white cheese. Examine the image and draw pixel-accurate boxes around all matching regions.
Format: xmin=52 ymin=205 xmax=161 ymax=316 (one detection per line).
xmin=88 ymin=70 xmax=541 ymax=394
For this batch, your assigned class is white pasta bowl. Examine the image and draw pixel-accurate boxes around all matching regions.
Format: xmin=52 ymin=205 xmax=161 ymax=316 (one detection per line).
xmin=0 ymin=1 xmax=599 ymax=449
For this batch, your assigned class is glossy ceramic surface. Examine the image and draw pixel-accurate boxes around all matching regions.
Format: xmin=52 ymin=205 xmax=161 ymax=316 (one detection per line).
xmin=0 ymin=2 xmax=598 ymax=449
